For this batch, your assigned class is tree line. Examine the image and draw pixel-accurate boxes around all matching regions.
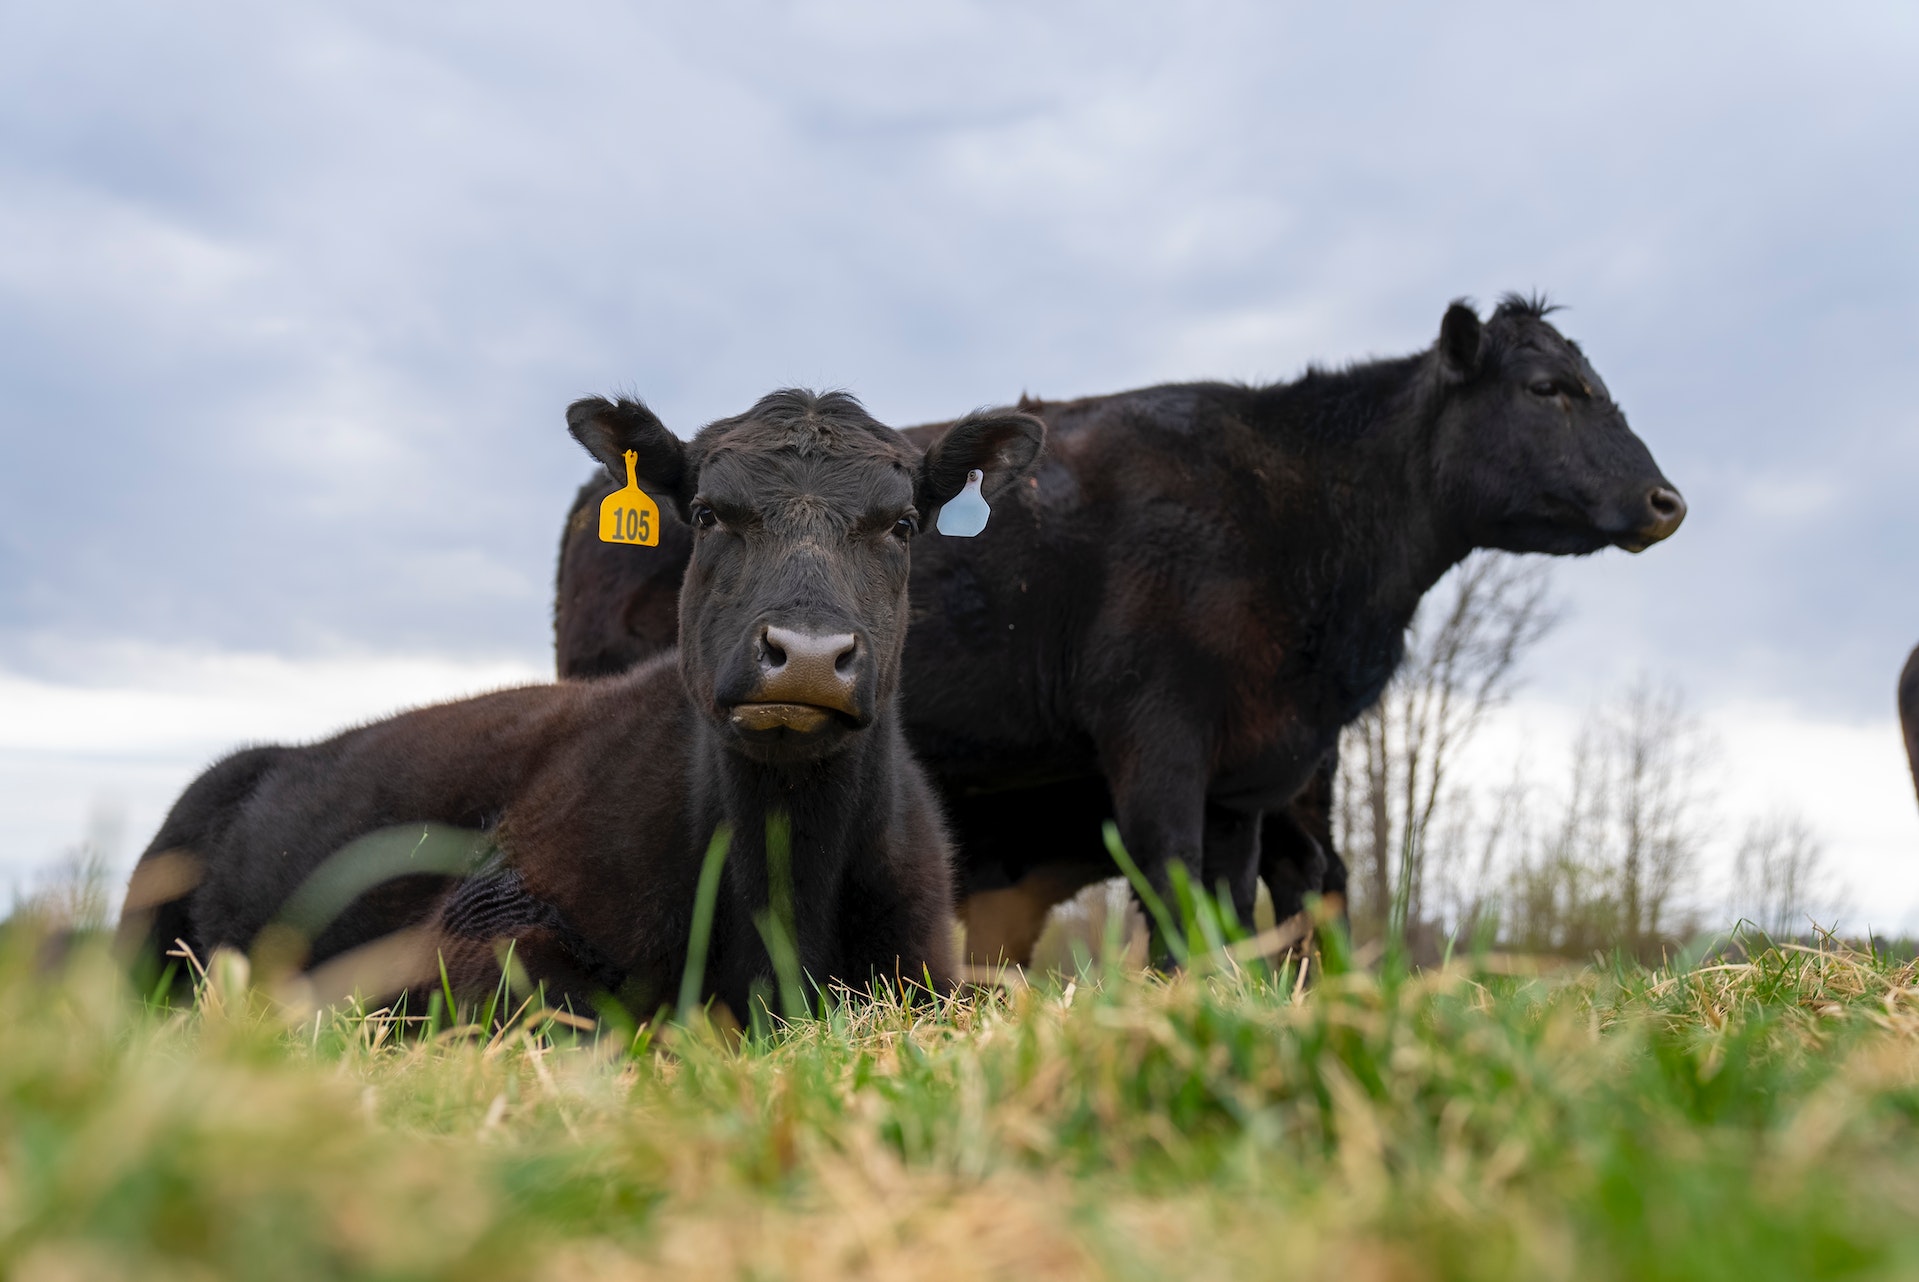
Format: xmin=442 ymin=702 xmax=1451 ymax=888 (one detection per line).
xmin=1336 ymin=553 xmax=1836 ymax=962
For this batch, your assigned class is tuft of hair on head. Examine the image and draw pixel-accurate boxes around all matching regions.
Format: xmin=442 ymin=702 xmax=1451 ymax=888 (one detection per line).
xmin=715 ymin=388 xmax=901 ymax=457
xmin=1494 ymin=291 xmax=1561 ymax=322
xmin=744 ymin=388 xmax=870 ymax=426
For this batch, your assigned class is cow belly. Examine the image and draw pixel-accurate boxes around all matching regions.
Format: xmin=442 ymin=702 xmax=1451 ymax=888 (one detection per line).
xmin=901 ymin=679 xmax=1094 ymax=794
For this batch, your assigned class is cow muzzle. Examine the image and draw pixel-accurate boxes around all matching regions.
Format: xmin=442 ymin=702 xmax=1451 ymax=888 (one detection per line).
xmin=728 ymin=625 xmax=864 ymax=734
xmin=1619 ymin=484 xmax=1687 ymax=553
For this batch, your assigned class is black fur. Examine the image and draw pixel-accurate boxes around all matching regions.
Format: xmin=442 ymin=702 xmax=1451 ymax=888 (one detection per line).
xmin=119 ymin=390 xmax=1045 ymax=1017
xmin=1901 ymin=644 xmax=1919 ymax=812
xmin=551 ymin=300 xmax=1684 ymax=956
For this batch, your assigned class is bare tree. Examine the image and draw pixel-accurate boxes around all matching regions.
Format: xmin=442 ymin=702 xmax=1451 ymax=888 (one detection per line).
xmin=1491 ymin=678 xmax=1716 ymax=960
xmin=10 ymin=803 xmax=122 ymax=930
xmin=1424 ymin=764 xmax=1538 ymax=947
xmin=1730 ymin=812 xmax=1831 ymax=939
xmin=1591 ymin=678 xmax=1713 ymax=953
xmin=1337 ymin=552 xmax=1560 ymax=941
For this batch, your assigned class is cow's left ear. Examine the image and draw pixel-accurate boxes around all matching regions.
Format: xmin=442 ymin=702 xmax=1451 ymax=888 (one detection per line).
xmin=1438 ymin=300 xmax=1483 ymax=383
xmin=916 ymin=410 xmax=1046 ymax=516
xmin=566 ymin=396 xmax=693 ymax=517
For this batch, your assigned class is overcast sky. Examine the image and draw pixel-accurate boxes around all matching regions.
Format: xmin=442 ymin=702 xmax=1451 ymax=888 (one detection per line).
xmin=2 ymin=3 xmax=1915 ymax=912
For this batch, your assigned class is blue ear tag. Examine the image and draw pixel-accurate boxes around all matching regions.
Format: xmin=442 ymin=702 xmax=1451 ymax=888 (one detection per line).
xmin=936 ymin=469 xmax=990 ymax=537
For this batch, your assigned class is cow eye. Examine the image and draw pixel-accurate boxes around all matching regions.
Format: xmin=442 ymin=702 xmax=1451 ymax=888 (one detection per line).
xmin=1529 ymin=379 xmax=1560 ymax=398
xmin=892 ymin=514 xmax=919 ymax=541
xmin=690 ymin=502 xmax=718 ymax=531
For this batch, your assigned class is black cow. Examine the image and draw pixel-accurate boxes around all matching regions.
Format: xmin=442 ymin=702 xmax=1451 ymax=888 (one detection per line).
xmin=559 ymin=448 xmax=1346 ymax=966
xmin=117 ymin=390 xmax=1044 ymax=1017
xmin=556 ymin=297 xmax=1686 ymax=961
xmin=1902 ymin=644 xmax=1919 ymax=811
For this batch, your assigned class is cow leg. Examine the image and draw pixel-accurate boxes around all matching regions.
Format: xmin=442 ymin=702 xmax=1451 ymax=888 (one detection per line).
xmin=1263 ymin=751 xmax=1348 ymax=931
xmin=1260 ymin=807 xmax=1328 ymax=926
xmin=1201 ymin=804 xmax=1262 ymax=933
xmin=1319 ymin=845 xmax=1351 ymax=926
xmin=1260 ymin=805 xmax=1351 ymax=960
xmin=1258 ymin=807 xmax=1328 ymax=960
xmin=427 ymin=868 xmax=624 ymax=1020
xmin=1100 ymin=731 xmax=1210 ymax=964
xmin=411 ymin=922 xmax=602 ymax=1021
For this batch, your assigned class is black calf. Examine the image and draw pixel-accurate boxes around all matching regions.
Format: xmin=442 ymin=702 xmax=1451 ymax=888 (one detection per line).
xmin=118 ymin=391 xmax=1044 ymax=1017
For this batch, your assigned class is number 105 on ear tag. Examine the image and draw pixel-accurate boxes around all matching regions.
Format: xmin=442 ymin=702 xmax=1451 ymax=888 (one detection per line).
xmin=599 ymin=450 xmax=660 ymax=546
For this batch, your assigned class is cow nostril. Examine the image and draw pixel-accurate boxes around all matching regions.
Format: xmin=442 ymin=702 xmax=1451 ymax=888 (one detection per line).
xmin=759 ymin=627 xmax=788 ymax=671
xmin=834 ymin=636 xmax=859 ymax=676
xmin=1648 ymin=487 xmax=1684 ymax=520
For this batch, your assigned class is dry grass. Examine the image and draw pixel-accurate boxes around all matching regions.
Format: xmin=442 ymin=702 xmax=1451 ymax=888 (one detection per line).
xmin=4 ymin=921 xmax=1919 ymax=1280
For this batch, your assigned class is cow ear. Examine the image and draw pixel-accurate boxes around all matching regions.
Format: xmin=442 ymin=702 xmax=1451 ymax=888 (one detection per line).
xmin=1438 ymin=300 xmax=1483 ymax=381
xmin=566 ymin=396 xmax=690 ymax=513
xmin=916 ymin=410 xmax=1045 ymax=513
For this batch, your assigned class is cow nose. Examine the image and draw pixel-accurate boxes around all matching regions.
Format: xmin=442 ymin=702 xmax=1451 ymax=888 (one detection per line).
xmin=1639 ymin=485 xmax=1687 ymax=545
xmin=754 ymin=625 xmax=861 ymax=718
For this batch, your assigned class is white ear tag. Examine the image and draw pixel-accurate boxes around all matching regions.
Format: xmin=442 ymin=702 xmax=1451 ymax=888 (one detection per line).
xmin=936 ymin=469 xmax=990 ymax=538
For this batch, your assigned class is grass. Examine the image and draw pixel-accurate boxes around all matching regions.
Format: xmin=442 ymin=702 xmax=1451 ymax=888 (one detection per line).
xmin=4 ymin=920 xmax=1919 ymax=1281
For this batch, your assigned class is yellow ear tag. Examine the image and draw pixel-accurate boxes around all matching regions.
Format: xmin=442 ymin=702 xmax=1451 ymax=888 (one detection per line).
xmin=598 ymin=450 xmax=660 ymax=546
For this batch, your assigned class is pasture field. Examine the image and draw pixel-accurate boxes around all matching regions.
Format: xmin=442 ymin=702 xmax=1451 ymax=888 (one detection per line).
xmin=4 ymin=924 xmax=1919 ymax=1281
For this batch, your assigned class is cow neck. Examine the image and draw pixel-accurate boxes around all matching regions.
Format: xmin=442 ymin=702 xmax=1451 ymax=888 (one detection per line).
xmin=1247 ymin=353 xmax=1476 ymax=720
xmin=694 ymin=710 xmax=898 ymax=948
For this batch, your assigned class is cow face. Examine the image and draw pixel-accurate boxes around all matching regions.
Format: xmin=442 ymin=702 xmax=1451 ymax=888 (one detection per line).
xmin=570 ymin=391 xmax=1042 ymax=763
xmin=1430 ymin=297 xmax=1685 ymax=556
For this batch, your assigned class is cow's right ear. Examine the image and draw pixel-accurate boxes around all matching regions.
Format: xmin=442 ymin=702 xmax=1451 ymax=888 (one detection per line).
xmin=915 ymin=410 xmax=1046 ymax=517
xmin=566 ymin=396 xmax=690 ymax=514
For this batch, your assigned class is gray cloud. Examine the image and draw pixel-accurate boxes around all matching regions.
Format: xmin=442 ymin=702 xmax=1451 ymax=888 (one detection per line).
xmin=1 ymin=1 xmax=1915 ymax=715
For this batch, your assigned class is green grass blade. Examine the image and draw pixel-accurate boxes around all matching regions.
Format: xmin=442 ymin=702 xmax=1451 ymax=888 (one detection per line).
xmin=677 ymin=824 xmax=733 ymax=1023
xmin=760 ymin=812 xmax=808 ymax=1021
xmin=753 ymin=909 xmax=808 ymax=1025
xmin=1102 ymin=820 xmax=1188 ymax=966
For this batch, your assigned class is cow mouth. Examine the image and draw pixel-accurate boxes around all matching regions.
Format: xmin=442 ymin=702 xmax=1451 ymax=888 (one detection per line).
xmin=1617 ymin=485 xmax=1687 ymax=553
xmin=1613 ymin=519 xmax=1681 ymax=555
xmin=728 ymin=702 xmax=847 ymax=734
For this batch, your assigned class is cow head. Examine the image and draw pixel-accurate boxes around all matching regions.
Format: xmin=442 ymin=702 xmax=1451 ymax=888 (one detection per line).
xmin=1429 ymin=296 xmax=1685 ymax=556
xmin=569 ymin=390 xmax=1043 ymax=763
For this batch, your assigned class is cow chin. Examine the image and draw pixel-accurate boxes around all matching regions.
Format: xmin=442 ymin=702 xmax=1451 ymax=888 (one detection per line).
xmin=1608 ymin=518 xmax=1683 ymax=555
xmin=1613 ymin=516 xmax=1684 ymax=555
xmin=1484 ymin=518 xmax=1613 ymax=558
